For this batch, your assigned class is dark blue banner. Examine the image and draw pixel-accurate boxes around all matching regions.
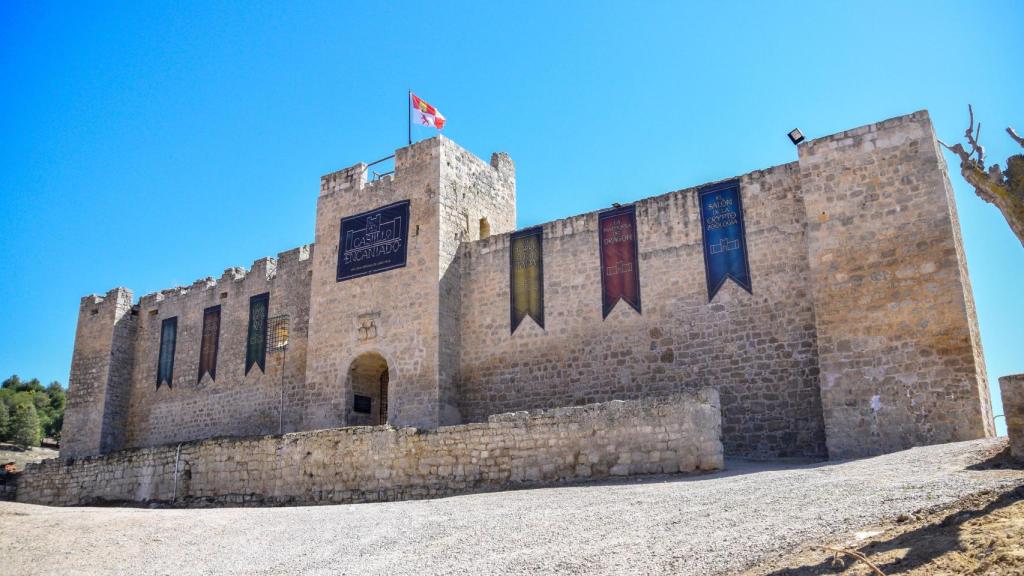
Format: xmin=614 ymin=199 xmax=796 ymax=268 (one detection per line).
xmin=699 ymin=180 xmax=752 ymax=301
xmin=337 ymin=200 xmax=410 ymax=282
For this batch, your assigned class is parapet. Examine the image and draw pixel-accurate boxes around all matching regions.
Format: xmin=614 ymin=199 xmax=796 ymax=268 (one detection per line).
xmin=134 ymin=244 xmax=314 ymax=308
xmin=798 ymin=110 xmax=933 ymax=162
xmin=319 ymin=136 xmax=514 ymax=199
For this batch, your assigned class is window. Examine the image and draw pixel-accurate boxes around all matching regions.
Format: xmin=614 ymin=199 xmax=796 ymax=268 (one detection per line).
xmin=157 ymin=317 xmax=177 ymax=388
xmin=479 ymin=217 xmax=491 ymax=240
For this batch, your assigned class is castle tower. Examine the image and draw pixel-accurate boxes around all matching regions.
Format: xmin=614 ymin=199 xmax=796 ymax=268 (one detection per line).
xmin=60 ymin=288 xmax=137 ymax=458
xmin=798 ymin=111 xmax=994 ymax=458
xmin=303 ymin=136 xmax=515 ymax=429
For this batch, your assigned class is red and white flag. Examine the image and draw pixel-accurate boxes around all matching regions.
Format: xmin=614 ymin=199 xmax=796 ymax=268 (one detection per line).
xmin=410 ymin=92 xmax=446 ymax=129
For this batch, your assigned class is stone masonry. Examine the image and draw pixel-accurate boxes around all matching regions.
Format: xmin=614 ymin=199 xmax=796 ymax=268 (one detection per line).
xmin=999 ymin=374 xmax=1024 ymax=461
xmin=20 ymin=392 xmax=723 ymax=507
xmin=60 ymin=110 xmax=993 ymax=462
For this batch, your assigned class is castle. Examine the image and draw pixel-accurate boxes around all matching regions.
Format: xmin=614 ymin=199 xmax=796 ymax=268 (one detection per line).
xmin=61 ymin=110 xmax=995 ymax=462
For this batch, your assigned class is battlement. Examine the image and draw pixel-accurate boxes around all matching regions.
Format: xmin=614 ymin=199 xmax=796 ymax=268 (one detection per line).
xmin=133 ymin=244 xmax=313 ymax=309
xmin=320 ymin=136 xmax=513 ymax=200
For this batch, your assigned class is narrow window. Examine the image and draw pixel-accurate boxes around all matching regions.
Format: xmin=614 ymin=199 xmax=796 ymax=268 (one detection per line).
xmin=245 ymin=293 xmax=269 ymax=375
xmin=479 ymin=217 xmax=491 ymax=240
xmin=198 ymin=305 xmax=221 ymax=383
xmin=156 ymin=317 xmax=177 ymax=388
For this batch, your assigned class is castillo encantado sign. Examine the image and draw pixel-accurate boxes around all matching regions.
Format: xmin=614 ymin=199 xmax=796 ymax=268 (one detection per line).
xmin=337 ymin=200 xmax=411 ymax=282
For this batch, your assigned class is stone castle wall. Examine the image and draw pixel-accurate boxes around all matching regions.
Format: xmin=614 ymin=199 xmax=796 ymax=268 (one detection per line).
xmin=59 ymin=110 xmax=994 ymax=462
xmin=798 ymin=111 xmax=994 ymax=457
xmin=121 ymin=245 xmax=313 ymax=449
xmin=21 ymin=392 xmax=722 ymax=507
xmin=457 ymin=163 xmax=827 ymax=458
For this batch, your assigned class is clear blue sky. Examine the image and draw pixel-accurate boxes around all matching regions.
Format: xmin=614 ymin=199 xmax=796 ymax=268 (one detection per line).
xmin=1 ymin=1 xmax=1020 ymax=434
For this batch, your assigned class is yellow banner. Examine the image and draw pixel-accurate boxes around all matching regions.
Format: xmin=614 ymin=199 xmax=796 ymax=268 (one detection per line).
xmin=510 ymin=228 xmax=544 ymax=332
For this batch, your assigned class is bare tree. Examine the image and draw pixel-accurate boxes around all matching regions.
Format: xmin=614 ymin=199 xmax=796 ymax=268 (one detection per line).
xmin=939 ymin=105 xmax=1024 ymax=247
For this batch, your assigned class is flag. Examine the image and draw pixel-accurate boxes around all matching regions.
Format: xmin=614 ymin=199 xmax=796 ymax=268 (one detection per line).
xmin=410 ymin=92 xmax=446 ymax=129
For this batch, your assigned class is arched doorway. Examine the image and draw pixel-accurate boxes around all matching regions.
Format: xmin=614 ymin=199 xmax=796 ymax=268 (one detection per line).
xmin=346 ymin=352 xmax=390 ymax=426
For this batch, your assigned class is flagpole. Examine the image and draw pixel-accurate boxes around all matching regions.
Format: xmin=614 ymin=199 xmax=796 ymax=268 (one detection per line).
xmin=407 ymin=90 xmax=412 ymax=146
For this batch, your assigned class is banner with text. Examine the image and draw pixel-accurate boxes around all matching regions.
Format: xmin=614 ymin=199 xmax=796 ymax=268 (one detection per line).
xmin=198 ymin=305 xmax=221 ymax=383
xmin=337 ymin=200 xmax=411 ymax=282
xmin=699 ymin=180 xmax=752 ymax=301
xmin=246 ymin=293 xmax=269 ymax=375
xmin=510 ymin=227 xmax=544 ymax=332
xmin=599 ymin=205 xmax=642 ymax=317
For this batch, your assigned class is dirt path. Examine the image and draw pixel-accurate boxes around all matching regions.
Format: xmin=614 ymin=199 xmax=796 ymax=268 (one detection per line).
xmin=740 ymin=447 xmax=1024 ymax=575
xmin=1 ymin=439 xmax=1020 ymax=576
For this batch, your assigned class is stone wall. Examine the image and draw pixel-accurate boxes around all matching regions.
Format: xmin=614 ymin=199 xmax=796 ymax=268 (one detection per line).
xmin=61 ymin=287 xmax=137 ymax=458
xmin=438 ymin=139 xmax=517 ymax=425
xmin=457 ymin=163 xmax=827 ymax=458
xmin=120 ymin=245 xmax=313 ymax=450
xmin=303 ymin=136 xmax=515 ymax=432
xmin=799 ymin=111 xmax=994 ymax=458
xmin=20 ymin=391 xmax=722 ymax=507
xmin=999 ymin=374 xmax=1024 ymax=461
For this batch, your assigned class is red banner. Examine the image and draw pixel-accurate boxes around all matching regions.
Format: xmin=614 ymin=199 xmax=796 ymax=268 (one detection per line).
xmin=599 ymin=206 xmax=641 ymax=317
xmin=198 ymin=305 xmax=221 ymax=382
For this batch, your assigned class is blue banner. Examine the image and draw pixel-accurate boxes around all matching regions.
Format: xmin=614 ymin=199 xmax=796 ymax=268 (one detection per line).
xmin=337 ymin=200 xmax=410 ymax=282
xmin=699 ymin=180 xmax=752 ymax=301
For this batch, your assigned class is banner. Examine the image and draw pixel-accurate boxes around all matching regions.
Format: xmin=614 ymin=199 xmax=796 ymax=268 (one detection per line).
xmin=510 ymin=227 xmax=544 ymax=332
xmin=337 ymin=200 xmax=410 ymax=282
xmin=599 ymin=205 xmax=642 ymax=317
xmin=198 ymin=305 xmax=221 ymax=382
xmin=156 ymin=316 xmax=177 ymax=388
xmin=699 ymin=180 xmax=752 ymax=301
xmin=246 ymin=293 xmax=269 ymax=375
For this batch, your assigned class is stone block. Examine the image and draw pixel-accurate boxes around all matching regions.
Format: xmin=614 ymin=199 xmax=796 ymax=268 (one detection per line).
xmin=999 ymin=374 xmax=1024 ymax=461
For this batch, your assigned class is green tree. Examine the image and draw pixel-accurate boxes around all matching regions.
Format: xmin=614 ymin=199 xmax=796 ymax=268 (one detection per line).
xmin=0 ymin=377 xmax=66 ymax=442
xmin=46 ymin=381 xmax=66 ymax=412
xmin=0 ymin=402 xmax=9 ymax=441
xmin=11 ymin=403 xmax=41 ymax=448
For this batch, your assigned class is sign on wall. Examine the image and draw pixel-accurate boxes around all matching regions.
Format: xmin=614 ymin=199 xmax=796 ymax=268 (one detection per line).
xmin=156 ymin=316 xmax=177 ymax=388
xmin=198 ymin=305 xmax=221 ymax=383
xmin=598 ymin=205 xmax=642 ymax=317
xmin=337 ymin=200 xmax=411 ymax=282
xmin=699 ymin=180 xmax=752 ymax=301
xmin=246 ymin=293 xmax=269 ymax=375
xmin=510 ymin=227 xmax=544 ymax=332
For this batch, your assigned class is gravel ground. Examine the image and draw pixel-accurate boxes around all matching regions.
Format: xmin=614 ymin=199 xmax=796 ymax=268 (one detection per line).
xmin=1 ymin=438 xmax=1020 ymax=576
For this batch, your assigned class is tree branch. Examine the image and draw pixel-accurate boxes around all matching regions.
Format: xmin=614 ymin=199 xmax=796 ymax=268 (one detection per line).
xmin=1008 ymin=127 xmax=1024 ymax=149
xmin=940 ymin=106 xmax=1024 ymax=248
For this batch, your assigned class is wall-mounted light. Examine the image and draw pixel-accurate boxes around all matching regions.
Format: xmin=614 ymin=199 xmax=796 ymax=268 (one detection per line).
xmin=788 ymin=128 xmax=805 ymax=145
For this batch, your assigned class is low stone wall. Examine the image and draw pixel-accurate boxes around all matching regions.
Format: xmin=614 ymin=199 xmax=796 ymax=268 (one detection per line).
xmin=17 ymin=390 xmax=722 ymax=507
xmin=0 ymin=474 xmax=16 ymax=501
xmin=1000 ymin=375 xmax=1024 ymax=461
